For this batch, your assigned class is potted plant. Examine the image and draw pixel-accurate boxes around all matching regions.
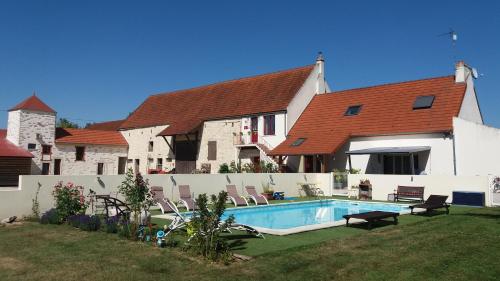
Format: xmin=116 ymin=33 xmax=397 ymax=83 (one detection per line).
xmin=261 ymin=183 xmax=274 ymax=200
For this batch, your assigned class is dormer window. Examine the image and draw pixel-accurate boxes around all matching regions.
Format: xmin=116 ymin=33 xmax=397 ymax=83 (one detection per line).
xmin=413 ymin=95 xmax=435 ymax=110
xmin=291 ymin=138 xmax=306 ymax=147
xmin=345 ymin=105 xmax=362 ymax=116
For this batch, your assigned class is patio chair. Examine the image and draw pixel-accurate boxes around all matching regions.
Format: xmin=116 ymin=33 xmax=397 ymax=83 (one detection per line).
xmin=95 ymin=195 xmax=131 ymax=220
xmin=151 ymin=186 xmax=178 ymax=214
xmin=178 ymin=185 xmax=198 ymax=211
xmin=245 ymin=186 xmax=269 ymax=205
xmin=409 ymin=195 xmax=450 ymax=214
xmin=226 ymin=185 xmax=249 ymax=207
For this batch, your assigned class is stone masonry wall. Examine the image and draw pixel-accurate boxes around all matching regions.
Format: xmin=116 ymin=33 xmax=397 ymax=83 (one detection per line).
xmin=8 ymin=110 xmax=57 ymax=174
xmin=120 ymin=125 xmax=174 ymax=174
xmin=197 ymin=119 xmax=240 ymax=173
xmin=52 ymin=144 xmax=128 ymax=175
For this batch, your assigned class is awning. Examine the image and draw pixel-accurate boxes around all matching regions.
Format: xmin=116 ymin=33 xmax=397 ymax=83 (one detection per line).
xmin=345 ymin=146 xmax=431 ymax=155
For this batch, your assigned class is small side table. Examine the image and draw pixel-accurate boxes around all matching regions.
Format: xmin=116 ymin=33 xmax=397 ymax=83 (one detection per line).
xmin=387 ymin=193 xmax=397 ymax=202
xmin=347 ymin=188 xmax=359 ymax=199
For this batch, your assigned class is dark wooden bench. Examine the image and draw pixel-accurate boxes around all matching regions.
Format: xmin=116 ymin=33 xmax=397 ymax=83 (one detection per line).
xmin=395 ymin=185 xmax=424 ymax=202
xmin=343 ymin=211 xmax=399 ymax=229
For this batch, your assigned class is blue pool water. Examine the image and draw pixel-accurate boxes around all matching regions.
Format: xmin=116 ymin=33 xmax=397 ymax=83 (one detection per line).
xmin=216 ymin=200 xmax=409 ymax=230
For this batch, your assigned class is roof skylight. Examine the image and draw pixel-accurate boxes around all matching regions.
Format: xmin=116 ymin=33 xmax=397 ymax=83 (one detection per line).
xmin=345 ymin=105 xmax=362 ymax=116
xmin=291 ymin=138 xmax=306 ymax=147
xmin=413 ymin=95 xmax=435 ymax=110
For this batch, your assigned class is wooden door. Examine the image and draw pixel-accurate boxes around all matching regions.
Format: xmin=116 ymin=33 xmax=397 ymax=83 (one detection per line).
xmin=304 ymin=155 xmax=314 ymax=173
xmin=118 ymin=157 xmax=127 ymax=174
xmin=42 ymin=163 xmax=50 ymax=175
xmin=251 ymin=117 xmax=258 ymax=143
xmin=54 ymin=159 xmax=61 ymax=175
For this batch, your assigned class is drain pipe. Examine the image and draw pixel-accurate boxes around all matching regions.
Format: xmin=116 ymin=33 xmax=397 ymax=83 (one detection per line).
xmin=451 ymin=132 xmax=457 ymax=176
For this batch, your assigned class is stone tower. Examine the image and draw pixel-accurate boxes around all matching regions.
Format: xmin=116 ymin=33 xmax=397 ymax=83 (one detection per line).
xmin=7 ymin=94 xmax=57 ymax=174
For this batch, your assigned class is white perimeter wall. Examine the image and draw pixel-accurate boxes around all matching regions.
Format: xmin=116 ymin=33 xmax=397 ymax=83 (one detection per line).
xmin=454 ymin=117 xmax=500 ymax=176
xmin=0 ymin=173 xmax=332 ymax=218
xmin=348 ymin=174 xmax=493 ymax=206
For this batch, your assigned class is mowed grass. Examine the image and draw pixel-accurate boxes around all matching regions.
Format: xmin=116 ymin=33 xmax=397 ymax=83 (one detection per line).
xmin=1 ymin=206 xmax=500 ymax=281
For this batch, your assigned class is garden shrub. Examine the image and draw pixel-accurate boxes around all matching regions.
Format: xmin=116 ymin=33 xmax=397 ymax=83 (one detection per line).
xmin=105 ymin=216 xmax=120 ymax=233
xmin=78 ymin=215 xmax=101 ymax=231
xmin=118 ymin=169 xmax=154 ymax=236
xmin=185 ymin=191 xmax=235 ymax=263
xmin=40 ymin=208 xmax=61 ymax=225
xmin=118 ymin=218 xmax=132 ymax=238
xmin=68 ymin=214 xmax=85 ymax=228
xmin=218 ymin=163 xmax=230 ymax=173
xmin=67 ymin=214 xmax=100 ymax=231
xmin=52 ymin=181 xmax=87 ymax=222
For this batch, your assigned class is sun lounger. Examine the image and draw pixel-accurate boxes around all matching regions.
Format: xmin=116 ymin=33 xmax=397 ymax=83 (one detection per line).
xmin=164 ymin=196 xmax=264 ymax=239
xmin=226 ymin=185 xmax=249 ymax=207
xmin=409 ymin=195 xmax=450 ymax=214
xmin=151 ymin=186 xmax=178 ymax=214
xmin=343 ymin=211 xmax=399 ymax=229
xmin=245 ymin=186 xmax=269 ymax=205
xmin=178 ymin=185 xmax=198 ymax=211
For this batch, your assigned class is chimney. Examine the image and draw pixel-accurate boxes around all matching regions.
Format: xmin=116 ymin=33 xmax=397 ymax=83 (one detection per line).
xmin=315 ymin=52 xmax=326 ymax=94
xmin=455 ymin=61 xmax=471 ymax=83
xmin=316 ymin=51 xmax=324 ymax=75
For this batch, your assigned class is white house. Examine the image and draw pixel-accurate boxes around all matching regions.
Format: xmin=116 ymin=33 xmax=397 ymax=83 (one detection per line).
xmin=0 ymin=95 xmax=128 ymax=186
xmin=271 ymin=61 xmax=500 ymax=176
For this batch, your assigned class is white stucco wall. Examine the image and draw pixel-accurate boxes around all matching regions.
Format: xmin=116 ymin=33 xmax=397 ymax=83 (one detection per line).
xmin=0 ymin=173 xmax=332 ymax=218
xmin=6 ymin=111 xmax=21 ymax=145
xmin=453 ymin=117 xmax=500 ymax=176
xmin=331 ymin=133 xmax=455 ymax=175
xmin=51 ymin=144 xmax=128 ymax=175
xmin=348 ymin=173 xmax=493 ymax=206
xmin=121 ymin=125 xmax=174 ymax=174
xmin=240 ymin=113 xmax=287 ymax=149
xmin=197 ymin=119 xmax=241 ymax=173
xmin=286 ymin=61 xmax=328 ymax=133
xmin=458 ymin=75 xmax=483 ymax=124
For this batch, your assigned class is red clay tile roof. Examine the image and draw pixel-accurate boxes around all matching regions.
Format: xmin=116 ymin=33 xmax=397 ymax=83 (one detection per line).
xmin=85 ymin=119 xmax=125 ymax=131
xmin=119 ymin=65 xmax=316 ymax=134
xmin=55 ymin=128 xmax=128 ymax=146
xmin=9 ymin=95 xmax=56 ymax=113
xmin=0 ymin=129 xmax=34 ymax=158
xmin=271 ymin=76 xmax=466 ymax=155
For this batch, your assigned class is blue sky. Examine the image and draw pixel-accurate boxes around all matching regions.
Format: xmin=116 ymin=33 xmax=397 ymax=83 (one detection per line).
xmin=1 ymin=1 xmax=499 ymax=127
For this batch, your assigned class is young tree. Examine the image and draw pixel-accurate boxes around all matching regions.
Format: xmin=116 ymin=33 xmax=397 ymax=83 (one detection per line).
xmin=57 ymin=118 xmax=80 ymax=128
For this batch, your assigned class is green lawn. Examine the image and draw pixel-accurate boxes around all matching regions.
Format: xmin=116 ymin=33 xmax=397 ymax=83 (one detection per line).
xmin=1 ymin=205 xmax=500 ymax=280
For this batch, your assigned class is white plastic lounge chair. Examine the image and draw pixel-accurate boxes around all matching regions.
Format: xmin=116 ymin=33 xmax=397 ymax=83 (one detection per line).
xmin=245 ymin=186 xmax=269 ymax=205
xmin=226 ymin=185 xmax=249 ymax=207
xmin=165 ymin=196 xmax=264 ymax=239
xmin=151 ymin=186 xmax=178 ymax=214
xmin=178 ymin=185 xmax=198 ymax=211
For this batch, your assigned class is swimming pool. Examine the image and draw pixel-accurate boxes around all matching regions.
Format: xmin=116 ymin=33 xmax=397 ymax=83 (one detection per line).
xmin=219 ymin=200 xmax=410 ymax=235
